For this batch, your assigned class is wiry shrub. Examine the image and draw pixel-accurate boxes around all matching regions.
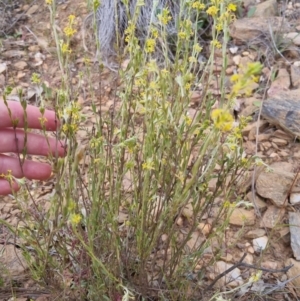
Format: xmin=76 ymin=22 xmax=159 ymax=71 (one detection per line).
xmin=2 ymin=0 xmax=263 ymax=300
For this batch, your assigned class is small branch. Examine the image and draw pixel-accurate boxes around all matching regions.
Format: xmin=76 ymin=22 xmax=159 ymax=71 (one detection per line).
xmin=206 ymin=253 xmax=293 ymax=291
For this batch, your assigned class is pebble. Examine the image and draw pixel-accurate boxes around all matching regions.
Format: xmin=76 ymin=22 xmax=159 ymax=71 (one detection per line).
xmin=245 ymin=229 xmax=266 ymax=239
xmin=290 ymin=193 xmax=300 ymax=205
xmin=253 ymin=236 xmax=268 ymax=252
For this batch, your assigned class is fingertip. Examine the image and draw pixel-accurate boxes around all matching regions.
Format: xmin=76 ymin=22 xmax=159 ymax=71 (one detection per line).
xmin=0 ymin=180 xmax=20 ymax=196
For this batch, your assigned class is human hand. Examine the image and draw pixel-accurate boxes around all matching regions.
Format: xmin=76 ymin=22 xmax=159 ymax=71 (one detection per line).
xmin=0 ymin=100 xmax=65 ymax=195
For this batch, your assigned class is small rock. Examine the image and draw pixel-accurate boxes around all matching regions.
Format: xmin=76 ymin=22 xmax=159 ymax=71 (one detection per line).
xmin=212 ymin=261 xmax=243 ymax=288
xmin=191 ymin=90 xmax=202 ymax=102
xmin=229 ymin=46 xmax=238 ymax=54
xmin=229 ymin=208 xmax=256 ymax=226
xmin=246 ymin=191 xmax=267 ymax=211
xmin=247 ymin=246 xmax=255 ymax=254
xmin=242 ymin=120 xmax=268 ymax=136
xmin=284 ymin=32 xmax=300 ymax=46
xmin=0 ymin=62 xmax=7 ymax=74
xmin=243 ymin=253 xmax=254 ymax=264
xmin=256 ymin=163 xmax=297 ymax=207
xmin=253 ymin=236 xmax=268 ymax=252
xmin=291 ymin=65 xmax=300 ymax=88
xmin=262 ymin=261 xmax=278 ymax=270
xmin=252 ymin=0 xmax=278 ymax=17
xmin=14 ymin=61 xmax=28 ymax=70
xmin=187 ymin=231 xmax=204 ymax=251
xmin=286 ymin=258 xmax=300 ymax=296
xmin=2 ymin=50 xmax=26 ymax=58
xmin=245 ymin=229 xmax=266 ymax=239
xmin=197 ymin=222 xmax=211 ymax=236
xmin=230 ymin=17 xmax=289 ymax=43
xmin=260 ymin=205 xmax=285 ymax=228
xmin=221 ymin=253 xmax=233 ymax=262
xmin=289 ymin=212 xmax=300 ymax=260
xmin=279 ymin=227 xmax=290 ymax=244
xmin=26 ymin=4 xmax=39 ymax=15
xmin=290 ymin=193 xmax=300 ymax=205
xmin=272 ymin=129 xmax=293 ymax=140
xmin=225 ymin=66 xmax=235 ymax=75
xmin=233 ymin=55 xmax=241 ymax=65
xmin=270 ymin=137 xmax=288 ymax=146
xmin=0 ymin=245 xmax=28 ymax=279
xmin=182 ymin=203 xmax=193 ymax=218
xmin=268 ymin=69 xmax=290 ymax=94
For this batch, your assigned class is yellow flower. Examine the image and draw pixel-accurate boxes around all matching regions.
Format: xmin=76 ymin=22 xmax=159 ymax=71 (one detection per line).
xmin=178 ymin=31 xmax=187 ymax=40
xmin=192 ymin=2 xmax=205 ymax=10
xmin=68 ymin=15 xmax=76 ymax=24
xmin=61 ymin=42 xmax=71 ymax=54
xmin=230 ymin=74 xmax=240 ymax=82
xmin=227 ymin=3 xmax=237 ymax=12
xmin=211 ymin=39 xmax=222 ymax=49
xmin=45 ymin=0 xmax=52 ymax=4
xmin=189 ymin=56 xmax=197 ymax=63
xmin=158 ymin=8 xmax=172 ymax=25
xmin=145 ymin=38 xmax=156 ymax=53
xmin=38 ymin=117 xmax=48 ymax=127
xmin=211 ymin=108 xmax=234 ymax=132
xmin=142 ymin=159 xmax=154 ymax=170
xmin=215 ymin=23 xmax=223 ymax=31
xmin=70 ymin=213 xmax=82 ymax=225
xmin=64 ymin=27 xmax=77 ymax=37
xmin=206 ymin=6 xmax=219 ymax=16
xmin=151 ymin=28 xmax=159 ymax=39
xmin=193 ymin=43 xmax=203 ymax=53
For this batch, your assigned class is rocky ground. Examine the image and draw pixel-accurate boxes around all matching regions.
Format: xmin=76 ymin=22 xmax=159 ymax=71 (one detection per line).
xmin=2 ymin=0 xmax=300 ymax=300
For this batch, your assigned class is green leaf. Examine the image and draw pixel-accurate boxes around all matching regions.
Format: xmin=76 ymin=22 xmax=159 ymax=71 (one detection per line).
xmin=247 ymin=6 xmax=256 ymax=18
xmin=253 ymin=100 xmax=262 ymax=107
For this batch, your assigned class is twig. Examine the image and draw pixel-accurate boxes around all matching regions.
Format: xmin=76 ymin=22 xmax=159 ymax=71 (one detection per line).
xmin=206 ymin=253 xmax=293 ymax=291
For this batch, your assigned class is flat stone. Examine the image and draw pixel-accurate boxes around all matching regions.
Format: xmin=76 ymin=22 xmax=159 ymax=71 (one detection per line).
xmin=0 ymin=245 xmax=28 ymax=279
xmin=270 ymin=137 xmax=288 ymax=146
xmin=260 ymin=205 xmax=285 ymax=228
xmin=290 ymin=193 xmax=300 ymax=205
xmin=246 ymin=191 xmax=267 ymax=211
xmin=230 ymin=17 xmax=289 ymax=43
xmin=245 ymin=229 xmax=266 ymax=239
xmin=286 ymin=258 xmax=300 ymax=296
xmin=14 ymin=61 xmax=28 ymax=70
xmin=291 ymin=64 xmax=300 ymax=88
xmin=262 ymin=91 xmax=300 ymax=137
xmin=256 ymin=163 xmax=298 ymax=207
xmin=229 ymin=208 xmax=256 ymax=226
xmin=253 ymin=236 xmax=268 ymax=252
xmin=253 ymin=0 xmax=278 ymax=17
xmin=212 ymin=261 xmax=243 ymax=288
xmin=289 ymin=212 xmax=300 ymax=260
xmin=284 ymin=32 xmax=300 ymax=46
xmin=242 ymin=120 xmax=268 ymax=136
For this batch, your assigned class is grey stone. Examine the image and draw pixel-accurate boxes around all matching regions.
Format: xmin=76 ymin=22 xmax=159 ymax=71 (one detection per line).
xmin=253 ymin=236 xmax=268 ymax=252
xmin=289 ymin=212 xmax=300 ymax=260
xmin=260 ymin=205 xmax=285 ymax=229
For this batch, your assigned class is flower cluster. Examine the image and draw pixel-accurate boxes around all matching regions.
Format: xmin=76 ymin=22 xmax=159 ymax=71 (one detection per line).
xmin=59 ymin=101 xmax=81 ymax=135
xmin=211 ymin=108 xmax=234 ymax=132
xmin=230 ymin=62 xmax=262 ymax=97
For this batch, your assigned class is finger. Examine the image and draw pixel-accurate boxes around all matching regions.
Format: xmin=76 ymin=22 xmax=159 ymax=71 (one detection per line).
xmin=0 ymin=179 xmax=20 ymax=196
xmin=0 ymin=154 xmax=52 ymax=180
xmin=0 ymin=129 xmax=65 ymax=157
xmin=0 ymin=100 xmax=59 ymax=130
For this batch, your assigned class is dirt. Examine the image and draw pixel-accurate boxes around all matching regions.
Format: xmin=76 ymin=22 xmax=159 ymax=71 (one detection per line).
xmin=1 ymin=0 xmax=300 ymax=300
